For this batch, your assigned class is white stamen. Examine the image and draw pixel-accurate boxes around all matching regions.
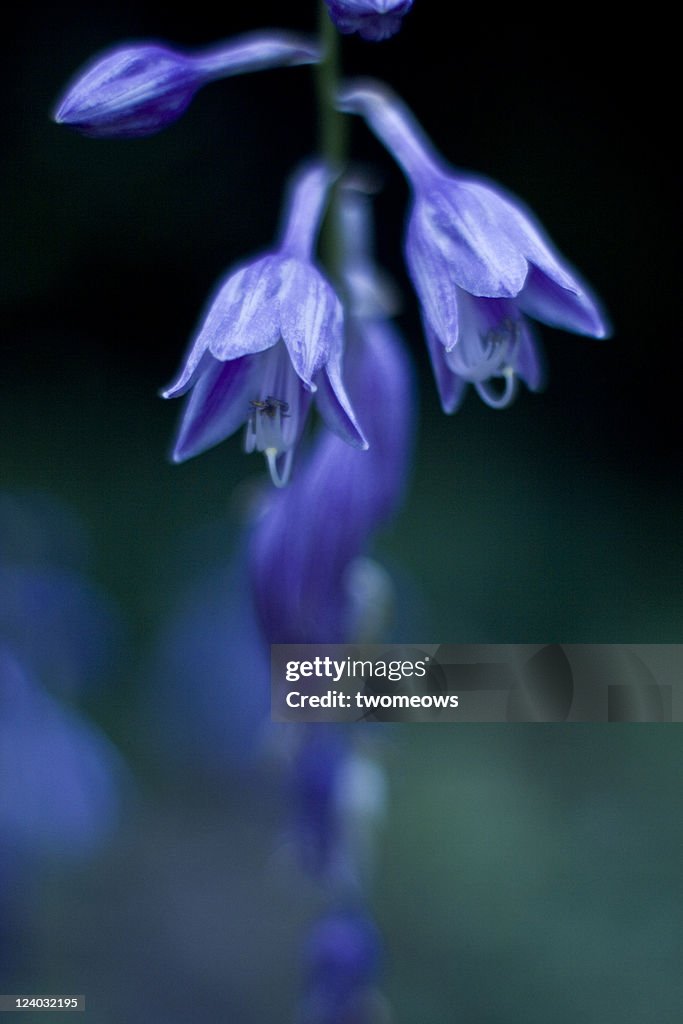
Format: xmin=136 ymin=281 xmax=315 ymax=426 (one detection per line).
xmin=265 ymin=446 xmax=293 ymax=488
xmin=474 ymin=366 xmax=518 ymax=409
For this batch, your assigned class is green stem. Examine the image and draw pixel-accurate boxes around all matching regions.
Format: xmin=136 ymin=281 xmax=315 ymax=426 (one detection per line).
xmin=315 ymin=1 xmax=348 ymax=284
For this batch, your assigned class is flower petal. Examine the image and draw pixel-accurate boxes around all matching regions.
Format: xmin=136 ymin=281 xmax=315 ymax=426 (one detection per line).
xmin=517 ymin=264 xmax=610 ymax=338
xmin=455 ymin=179 xmax=584 ymax=289
xmin=171 ymin=356 xmax=255 ymax=462
xmin=162 ymin=342 xmax=212 ymax=399
xmin=405 ymin=208 xmax=460 ymax=349
xmin=424 ymin=182 xmax=532 ymax=299
xmin=279 ymin=260 xmax=343 ymax=386
xmin=316 ymin=344 xmax=368 ymax=450
xmin=424 ymin=321 xmax=467 ymax=413
xmin=515 ymin=319 xmax=546 ymax=391
xmin=199 ymin=255 xmax=282 ymax=361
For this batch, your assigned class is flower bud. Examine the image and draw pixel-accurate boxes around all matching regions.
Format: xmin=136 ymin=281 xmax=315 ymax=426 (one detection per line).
xmin=53 ymin=32 xmax=320 ymax=138
xmin=325 ymin=0 xmax=413 ymax=41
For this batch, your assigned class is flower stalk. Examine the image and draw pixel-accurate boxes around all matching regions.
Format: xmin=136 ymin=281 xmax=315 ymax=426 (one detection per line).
xmin=315 ymin=1 xmax=349 ymax=287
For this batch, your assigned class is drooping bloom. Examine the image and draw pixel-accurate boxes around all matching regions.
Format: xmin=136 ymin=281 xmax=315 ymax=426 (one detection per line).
xmin=163 ymin=162 xmax=366 ymax=487
xmin=325 ymin=0 xmax=414 ymax=41
xmin=53 ymin=32 xmax=320 ymax=138
xmin=338 ymin=80 xmax=610 ymax=411
xmin=250 ymin=281 xmax=414 ymax=641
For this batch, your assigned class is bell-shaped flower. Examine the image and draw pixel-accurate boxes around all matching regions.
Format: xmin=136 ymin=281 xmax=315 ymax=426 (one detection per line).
xmin=424 ymin=293 xmax=545 ymax=411
xmin=163 ymin=162 xmax=366 ymax=487
xmin=338 ymin=80 xmax=610 ymax=411
xmin=251 ymin=188 xmax=414 ymax=641
xmin=325 ymin=0 xmax=414 ymax=41
xmin=53 ymin=32 xmax=320 ymax=138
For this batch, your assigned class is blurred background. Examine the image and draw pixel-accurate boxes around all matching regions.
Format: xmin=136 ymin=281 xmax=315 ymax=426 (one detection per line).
xmin=2 ymin=2 xmax=681 ymax=1022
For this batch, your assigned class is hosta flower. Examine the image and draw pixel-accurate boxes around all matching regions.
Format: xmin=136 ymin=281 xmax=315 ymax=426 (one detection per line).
xmin=251 ymin=188 xmax=414 ymax=640
xmin=338 ymin=80 xmax=610 ymax=411
xmin=163 ymin=162 xmax=366 ymax=487
xmin=325 ymin=0 xmax=414 ymax=41
xmin=53 ymin=32 xmax=320 ymax=138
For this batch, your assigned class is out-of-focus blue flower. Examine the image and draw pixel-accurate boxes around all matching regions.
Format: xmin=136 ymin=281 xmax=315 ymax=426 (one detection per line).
xmin=145 ymin=547 xmax=270 ymax=778
xmin=338 ymin=80 xmax=610 ymax=411
xmin=0 ymin=492 xmax=126 ymax=699
xmin=325 ymin=0 xmax=413 ymax=41
xmin=0 ymin=645 xmax=123 ymax=860
xmin=289 ymin=725 xmax=388 ymax=882
xmin=163 ymin=162 xmax=366 ymax=487
xmin=300 ymin=908 xmax=382 ymax=1024
xmin=0 ymin=565 xmax=124 ymax=700
xmin=339 ymin=179 xmax=400 ymax=320
xmin=291 ymin=727 xmax=349 ymax=876
xmin=53 ymin=32 xmax=320 ymax=138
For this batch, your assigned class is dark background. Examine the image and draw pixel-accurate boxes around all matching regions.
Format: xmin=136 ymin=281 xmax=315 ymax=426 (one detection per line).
xmin=2 ymin=4 xmax=682 ymax=1023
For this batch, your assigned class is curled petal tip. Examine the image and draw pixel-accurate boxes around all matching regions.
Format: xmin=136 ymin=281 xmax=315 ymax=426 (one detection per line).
xmin=594 ymin=310 xmax=613 ymax=339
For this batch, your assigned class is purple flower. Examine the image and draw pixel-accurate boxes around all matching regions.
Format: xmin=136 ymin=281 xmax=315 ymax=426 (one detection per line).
xmin=163 ymin=162 xmax=366 ymax=487
xmin=291 ymin=726 xmax=349 ymax=876
xmin=301 ymin=908 xmax=382 ymax=1024
xmin=0 ymin=565 xmax=124 ymax=700
xmin=0 ymin=491 xmax=125 ymax=699
xmin=338 ymin=81 xmax=610 ymax=411
xmin=251 ymin=183 xmax=414 ymax=638
xmin=146 ymin=547 xmax=270 ymax=777
xmin=53 ymin=32 xmax=320 ymax=138
xmin=325 ymin=0 xmax=414 ymax=41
